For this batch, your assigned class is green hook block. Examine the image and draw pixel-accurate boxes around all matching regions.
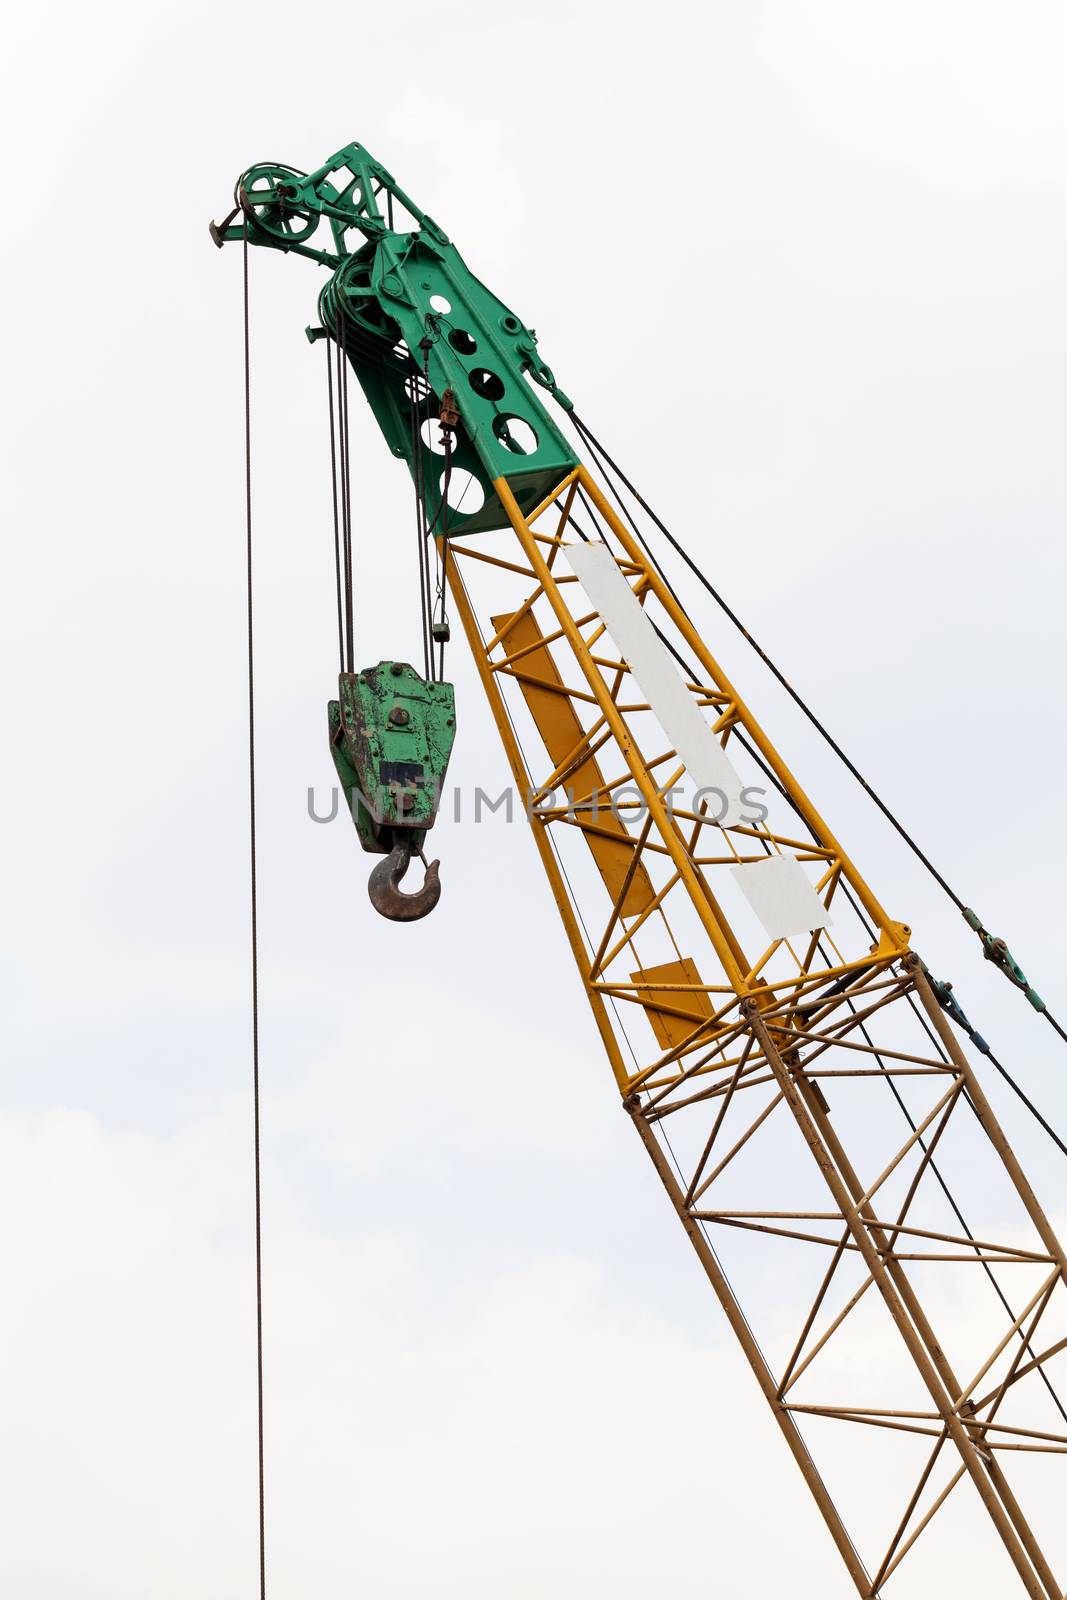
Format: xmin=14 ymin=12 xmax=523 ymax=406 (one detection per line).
xmin=329 ymin=661 xmax=456 ymax=855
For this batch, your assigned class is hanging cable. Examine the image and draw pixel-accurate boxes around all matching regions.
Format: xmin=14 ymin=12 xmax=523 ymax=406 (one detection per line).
xmin=418 ymin=337 xmax=437 ymax=677
xmin=241 ymin=223 xmax=268 ymax=1600
xmin=568 ymin=409 xmax=1067 ymax=1049
xmin=334 ymin=310 xmax=355 ymax=673
xmin=341 ymin=334 xmax=355 ymax=673
xmin=406 ymin=364 xmax=433 ymax=680
xmin=434 ymin=390 xmax=459 ymax=682
xmin=437 ymin=433 xmax=452 ymax=682
xmin=333 ymin=321 xmax=348 ymax=658
xmin=325 ymin=342 xmax=344 ymax=671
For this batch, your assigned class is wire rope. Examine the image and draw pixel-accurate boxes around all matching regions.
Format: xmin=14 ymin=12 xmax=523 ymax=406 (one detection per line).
xmin=241 ymin=223 xmax=268 ymax=1600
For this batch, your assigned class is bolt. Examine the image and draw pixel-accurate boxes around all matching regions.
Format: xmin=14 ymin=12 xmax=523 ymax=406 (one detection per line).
xmin=389 ymin=707 xmax=411 ymax=726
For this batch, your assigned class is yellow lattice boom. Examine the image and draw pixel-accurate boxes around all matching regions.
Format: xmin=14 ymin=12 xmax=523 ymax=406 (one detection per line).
xmin=445 ymin=460 xmax=1067 ymax=1599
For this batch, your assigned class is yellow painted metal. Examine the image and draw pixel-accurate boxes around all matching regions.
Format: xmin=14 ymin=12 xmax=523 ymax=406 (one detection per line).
xmin=492 ymin=473 xmax=760 ymax=993
xmin=440 ymin=458 xmax=1066 ymax=1600
xmin=630 ymin=957 xmax=713 ymax=1049
xmin=490 ymin=607 xmax=655 ymax=918
xmin=220 ymin=143 xmax=1067 ymax=1594
xmin=573 ymin=465 xmax=910 ymax=958
xmin=450 ymin=463 xmax=909 ymax=1035
xmin=446 ymin=558 xmax=633 ymax=1094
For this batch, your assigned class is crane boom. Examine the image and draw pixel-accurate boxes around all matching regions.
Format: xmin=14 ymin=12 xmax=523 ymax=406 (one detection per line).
xmin=212 ymin=142 xmax=1067 ymax=1597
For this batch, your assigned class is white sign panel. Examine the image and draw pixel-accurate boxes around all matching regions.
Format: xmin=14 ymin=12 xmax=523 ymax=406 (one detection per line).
xmin=567 ymin=541 xmax=747 ymax=826
xmin=730 ymin=854 xmax=832 ymax=942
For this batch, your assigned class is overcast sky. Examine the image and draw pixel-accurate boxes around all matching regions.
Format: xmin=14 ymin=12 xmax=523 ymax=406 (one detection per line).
xmin=3 ymin=3 xmax=1067 ymax=1597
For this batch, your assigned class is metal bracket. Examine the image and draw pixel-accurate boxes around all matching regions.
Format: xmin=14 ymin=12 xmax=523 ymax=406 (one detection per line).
xmin=962 ymin=908 xmax=1046 ymax=1013
xmin=922 ymin=964 xmax=990 ymax=1055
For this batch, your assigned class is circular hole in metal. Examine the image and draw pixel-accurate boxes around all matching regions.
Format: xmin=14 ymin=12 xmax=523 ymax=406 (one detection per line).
xmin=429 ymin=294 xmax=452 ymax=314
xmin=448 ymin=328 xmax=478 ymax=356
xmin=440 ymin=468 xmax=485 ymax=515
xmin=492 ymin=415 xmax=539 ymax=456
xmin=404 ymin=374 xmax=425 ymax=403
xmin=469 ymin=368 xmax=505 ymax=402
xmin=420 ymin=417 xmax=448 ymax=456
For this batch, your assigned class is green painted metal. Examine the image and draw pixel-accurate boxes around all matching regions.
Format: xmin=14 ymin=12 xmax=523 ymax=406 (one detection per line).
xmin=328 ymin=661 xmax=456 ymax=854
xmin=212 ymin=143 xmax=578 ymax=534
xmin=963 ymin=907 xmax=1047 ymax=1013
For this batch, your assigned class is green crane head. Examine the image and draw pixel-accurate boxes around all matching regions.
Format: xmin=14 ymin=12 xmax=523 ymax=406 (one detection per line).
xmin=212 ymin=141 xmax=577 ymax=534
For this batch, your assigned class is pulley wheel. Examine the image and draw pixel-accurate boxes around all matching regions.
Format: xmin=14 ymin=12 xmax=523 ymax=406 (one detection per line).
xmin=239 ymin=163 xmax=318 ymax=245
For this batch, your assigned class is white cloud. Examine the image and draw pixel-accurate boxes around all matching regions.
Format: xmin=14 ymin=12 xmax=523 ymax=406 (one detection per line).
xmin=0 ymin=1104 xmax=843 ymax=1598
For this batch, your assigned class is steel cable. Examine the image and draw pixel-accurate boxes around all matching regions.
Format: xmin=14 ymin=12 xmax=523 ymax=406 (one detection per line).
xmin=406 ymin=359 xmax=433 ymax=680
xmin=569 ymin=412 xmax=966 ymax=909
xmin=568 ymin=410 xmax=1067 ymax=1054
xmin=242 ymin=224 xmax=268 ymax=1600
xmin=489 ymin=403 xmax=1062 ymax=1556
xmin=325 ymin=343 xmax=345 ymax=670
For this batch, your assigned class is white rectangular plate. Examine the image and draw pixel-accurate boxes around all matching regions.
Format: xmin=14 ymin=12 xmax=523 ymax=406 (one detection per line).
xmin=730 ymin=853 xmax=833 ymax=942
xmin=567 ymin=541 xmax=747 ymax=826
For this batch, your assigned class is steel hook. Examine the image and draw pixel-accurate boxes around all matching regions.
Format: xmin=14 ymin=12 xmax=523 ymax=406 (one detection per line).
xmin=367 ymin=838 xmax=441 ymax=922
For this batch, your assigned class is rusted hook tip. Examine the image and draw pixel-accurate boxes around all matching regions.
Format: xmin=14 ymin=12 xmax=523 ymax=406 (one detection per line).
xmin=368 ymin=841 xmax=441 ymax=922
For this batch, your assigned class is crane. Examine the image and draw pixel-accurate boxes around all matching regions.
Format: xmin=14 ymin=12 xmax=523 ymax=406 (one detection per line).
xmin=211 ymin=141 xmax=1067 ymax=1597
